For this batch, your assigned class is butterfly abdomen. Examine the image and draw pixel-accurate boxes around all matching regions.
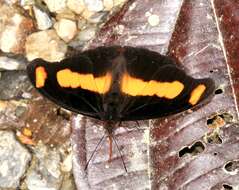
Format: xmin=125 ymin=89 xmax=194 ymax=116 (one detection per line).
xmin=103 ymin=54 xmax=126 ymax=121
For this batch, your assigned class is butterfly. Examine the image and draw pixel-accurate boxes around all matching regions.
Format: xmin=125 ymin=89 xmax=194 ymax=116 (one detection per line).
xmin=27 ymin=46 xmax=215 ymax=171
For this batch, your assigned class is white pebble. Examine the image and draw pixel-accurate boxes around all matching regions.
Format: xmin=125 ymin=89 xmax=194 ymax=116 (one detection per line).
xmin=33 ymin=6 xmax=52 ymax=30
xmin=67 ymin=0 xmax=85 ymax=14
xmin=54 ymin=19 xmax=77 ymax=42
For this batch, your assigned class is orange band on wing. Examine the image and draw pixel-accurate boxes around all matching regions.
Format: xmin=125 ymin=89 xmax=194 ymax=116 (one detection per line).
xmin=57 ymin=69 xmax=112 ymax=94
xmin=35 ymin=66 xmax=47 ymax=88
xmin=121 ymin=73 xmax=184 ymax=99
xmin=189 ymin=84 xmax=206 ymax=105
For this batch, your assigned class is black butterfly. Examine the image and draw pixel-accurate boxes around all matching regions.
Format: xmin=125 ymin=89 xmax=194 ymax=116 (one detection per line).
xmin=27 ymin=46 xmax=215 ymax=171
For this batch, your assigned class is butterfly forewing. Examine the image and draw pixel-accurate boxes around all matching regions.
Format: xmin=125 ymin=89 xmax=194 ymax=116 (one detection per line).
xmin=27 ymin=57 xmax=107 ymax=119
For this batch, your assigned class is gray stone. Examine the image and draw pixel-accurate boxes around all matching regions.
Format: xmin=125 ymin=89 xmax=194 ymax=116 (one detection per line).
xmin=0 ymin=131 xmax=31 ymax=189
xmin=0 ymin=71 xmax=31 ymax=100
xmin=0 ymin=56 xmax=26 ymax=71
xmin=25 ymin=143 xmax=63 ymax=190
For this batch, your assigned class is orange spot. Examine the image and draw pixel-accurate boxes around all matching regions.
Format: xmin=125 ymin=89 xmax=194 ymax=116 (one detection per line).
xmin=57 ymin=69 xmax=112 ymax=94
xmin=22 ymin=128 xmax=32 ymax=137
xmin=121 ymin=73 xmax=184 ymax=99
xmin=189 ymin=84 xmax=206 ymax=105
xmin=17 ymin=131 xmax=36 ymax=146
xmin=35 ymin=66 xmax=47 ymax=88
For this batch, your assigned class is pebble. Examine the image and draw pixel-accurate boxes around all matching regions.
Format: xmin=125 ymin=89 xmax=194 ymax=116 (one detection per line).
xmin=25 ymin=143 xmax=62 ymax=190
xmin=113 ymin=0 xmax=127 ymax=6
xmin=20 ymin=0 xmax=35 ymax=7
xmin=67 ymin=0 xmax=85 ymax=14
xmin=77 ymin=17 xmax=87 ymax=29
xmin=103 ymin=0 xmax=114 ymax=10
xmin=0 ymin=71 xmax=30 ymax=100
xmin=3 ymin=0 xmax=18 ymax=5
xmin=0 ymin=131 xmax=31 ymax=189
xmin=25 ymin=30 xmax=67 ymax=62
xmin=56 ymin=8 xmax=76 ymax=20
xmin=33 ymin=5 xmax=53 ymax=30
xmin=81 ymin=8 xmax=95 ymax=20
xmin=43 ymin=0 xmax=67 ymax=13
xmin=76 ymin=26 xmax=96 ymax=42
xmin=61 ymin=152 xmax=73 ymax=172
xmin=0 ymin=56 xmax=26 ymax=70
xmin=84 ymin=0 xmax=104 ymax=12
xmin=0 ymin=4 xmax=35 ymax=53
xmin=54 ymin=18 xmax=77 ymax=42
xmin=88 ymin=11 xmax=108 ymax=23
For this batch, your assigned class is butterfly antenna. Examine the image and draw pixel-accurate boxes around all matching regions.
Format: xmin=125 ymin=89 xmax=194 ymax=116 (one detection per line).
xmin=84 ymin=133 xmax=106 ymax=171
xmin=111 ymin=134 xmax=128 ymax=172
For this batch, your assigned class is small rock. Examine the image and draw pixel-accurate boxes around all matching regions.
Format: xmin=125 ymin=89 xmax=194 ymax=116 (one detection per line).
xmin=4 ymin=0 xmax=18 ymax=5
xmin=43 ymin=0 xmax=67 ymax=13
xmin=0 ymin=4 xmax=35 ymax=53
xmin=77 ymin=17 xmax=87 ymax=29
xmin=55 ymin=8 xmax=76 ymax=20
xmin=25 ymin=143 xmax=62 ymax=190
xmin=0 ymin=56 xmax=26 ymax=70
xmin=77 ymin=26 xmax=96 ymax=42
xmin=103 ymin=0 xmax=114 ymax=10
xmin=61 ymin=173 xmax=77 ymax=190
xmin=81 ymin=8 xmax=94 ymax=20
xmin=0 ymin=131 xmax=31 ymax=189
xmin=20 ymin=0 xmax=35 ymax=7
xmin=54 ymin=18 xmax=77 ymax=42
xmin=25 ymin=30 xmax=67 ymax=62
xmin=33 ymin=5 xmax=53 ymax=30
xmin=113 ymin=0 xmax=127 ymax=6
xmin=84 ymin=0 xmax=104 ymax=12
xmin=88 ymin=11 xmax=108 ymax=23
xmin=61 ymin=152 xmax=73 ymax=172
xmin=0 ymin=71 xmax=30 ymax=100
xmin=67 ymin=0 xmax=85 ymax=14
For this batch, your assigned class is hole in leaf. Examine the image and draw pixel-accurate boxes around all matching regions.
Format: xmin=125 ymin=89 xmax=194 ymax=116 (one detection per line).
xmin=205 ymin=132 xmax=222 ymax=144
xmin=207 ymin=112 xmax=233 ymax=128
xmin=213 ymin=152 xmax=218 ymax=156
xmin=223 ymin=184 xmax=233 ymax=190
xmin=179 ymin=141 xmax=205 ymax=157
xmin=209 ymin=70 xmax=214 ymax=73
xmin=224 ymin=160 xmax=239 ymax=172
xmin=215 ymin=88 xmax=223 ymax=94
